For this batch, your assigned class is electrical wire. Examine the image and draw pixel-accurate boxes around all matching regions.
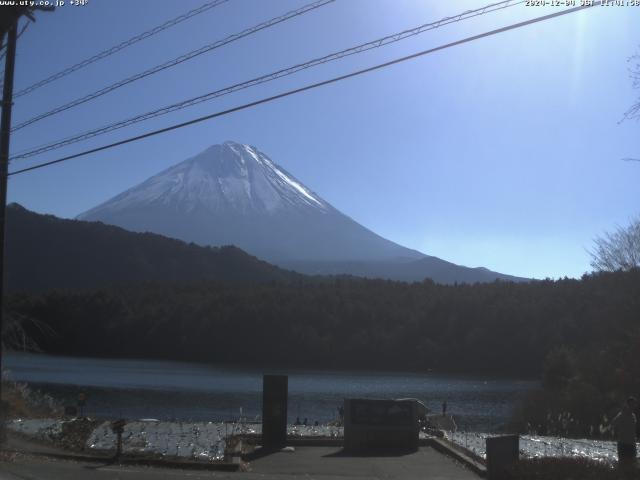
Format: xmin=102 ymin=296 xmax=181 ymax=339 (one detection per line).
xmin=11 ymin=0 xmax=524 ymax=160
xmin=11 ymin=0 xmax=335 ymax=132
xmin=8 ymin=2 xmax=600 ymax=177
xmin=12 ymin=0 xmax=230 ymax=98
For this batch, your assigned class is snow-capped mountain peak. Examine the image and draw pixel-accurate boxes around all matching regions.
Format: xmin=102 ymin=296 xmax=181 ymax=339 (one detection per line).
xmin=81 ymin=141 xmax=327 ymax=218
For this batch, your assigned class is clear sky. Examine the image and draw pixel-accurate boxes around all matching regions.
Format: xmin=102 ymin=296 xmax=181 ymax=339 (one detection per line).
xmin=6 ymin=0 xmax=640 ymax=280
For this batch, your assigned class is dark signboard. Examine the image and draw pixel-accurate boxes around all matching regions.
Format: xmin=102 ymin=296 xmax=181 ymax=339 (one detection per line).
xmin=111 ymin=419 xmax=126 ymax=434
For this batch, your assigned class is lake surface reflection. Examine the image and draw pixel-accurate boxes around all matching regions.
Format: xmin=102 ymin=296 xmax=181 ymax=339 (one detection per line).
xmin=3 ymin=352 xmax=536 ymax=431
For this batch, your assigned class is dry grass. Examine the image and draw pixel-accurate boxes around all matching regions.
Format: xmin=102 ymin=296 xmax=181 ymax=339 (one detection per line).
xmin=1 ymin=382 xmax=61 ymax=419
xmin=1 ymin=381 xmax=62 ymax=445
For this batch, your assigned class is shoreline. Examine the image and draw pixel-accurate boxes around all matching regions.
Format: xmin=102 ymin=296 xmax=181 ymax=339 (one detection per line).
xmin=3 ymin=350 xmax=541 ymax=380
xmin=4 ymin=416 xmax=625 ymax=470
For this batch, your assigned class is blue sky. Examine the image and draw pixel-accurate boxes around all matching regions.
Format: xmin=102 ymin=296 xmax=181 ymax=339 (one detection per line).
xmin=6 ymin=0 xmax=640 ymax=279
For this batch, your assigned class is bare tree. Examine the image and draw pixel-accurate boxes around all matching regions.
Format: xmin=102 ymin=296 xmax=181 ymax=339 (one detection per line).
xmin=590 ymin=217 xmax=640 ymax=272
xmin=623 ymin=48 xmax=640 ymax=122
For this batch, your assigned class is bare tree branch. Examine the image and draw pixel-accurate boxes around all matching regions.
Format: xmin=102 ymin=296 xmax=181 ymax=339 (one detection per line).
xmin=1 ymin=311 xmax=58 ymax=352
xmin=589 ymin=217 xmax=640 ymax=272
xmin=622 ymin=48 xmax=640 ymax=122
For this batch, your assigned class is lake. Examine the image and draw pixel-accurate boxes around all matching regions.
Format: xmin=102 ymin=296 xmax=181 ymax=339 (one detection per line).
xmin=2 ymin=352 xmax=536 ymax=432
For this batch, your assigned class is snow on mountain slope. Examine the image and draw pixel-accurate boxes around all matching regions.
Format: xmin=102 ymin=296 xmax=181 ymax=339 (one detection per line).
xmin=81 ymin=142 xmax=327 ymax=217
xmin=78 ymin=141 xmax=424 ymax=263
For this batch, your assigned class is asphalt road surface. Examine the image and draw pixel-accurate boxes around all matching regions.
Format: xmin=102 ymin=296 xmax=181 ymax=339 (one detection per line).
xmin=0 ymin=446 xmax=479 ymax=479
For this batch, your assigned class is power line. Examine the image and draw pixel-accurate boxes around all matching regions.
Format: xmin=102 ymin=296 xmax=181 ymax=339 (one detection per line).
xmin=11 ymin=0 xmax=525 ymax=161
xmin=11 ymin=0 xmax=335 ymax=132
xmin=8 ymin=2 xmax=600 ymax=177
xmin=12 ymin=0 xmax=230 ymax=98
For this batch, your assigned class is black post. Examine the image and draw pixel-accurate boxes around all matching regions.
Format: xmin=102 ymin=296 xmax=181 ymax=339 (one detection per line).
xmin=116 ymin=430 xmax=123 ymax=460
xmin=111 ymin=419 xmax=126 ymax=462
xmin=486 ymin=435 xmax=520 ymax=480
xmin=0 ymin=19 xmax=18 ymax=420
xmin=77 ymin=392 xmax=86 ymax=417
xmin=262 ymin=375 xmax=288 ymax=449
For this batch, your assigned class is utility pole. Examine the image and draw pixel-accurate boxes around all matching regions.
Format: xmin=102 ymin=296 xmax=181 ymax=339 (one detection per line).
xmin=0 ymin=6 xmax=53 ymax=428
xmin=0 ymin=19 xmax=19 ymax=421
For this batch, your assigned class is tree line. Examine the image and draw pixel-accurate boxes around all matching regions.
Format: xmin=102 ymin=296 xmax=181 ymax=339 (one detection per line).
xmin=7 ymin=268 xmax=640 ymax=435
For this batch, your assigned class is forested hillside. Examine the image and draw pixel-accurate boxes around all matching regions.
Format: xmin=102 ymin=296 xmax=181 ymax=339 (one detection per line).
xmin=8 ymin=269 xmax=639 ymax=379
xmin=5 ymin=203 xmax=302 ymax=291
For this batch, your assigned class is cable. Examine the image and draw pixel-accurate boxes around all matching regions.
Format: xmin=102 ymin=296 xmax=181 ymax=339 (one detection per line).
xmin=11 ymin=0 xmax=525 ymax=160
xmin=8 ymin=2 xmax=600 ymax=177
xmin=12 ymin=0 xmax=230 ymax=98
xmin=11 ymin=0 xmax=335 ymax=132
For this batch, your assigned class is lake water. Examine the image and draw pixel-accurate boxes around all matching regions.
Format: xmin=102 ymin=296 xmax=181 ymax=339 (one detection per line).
xmin=2 ymin=352 xmax=536 ymax=432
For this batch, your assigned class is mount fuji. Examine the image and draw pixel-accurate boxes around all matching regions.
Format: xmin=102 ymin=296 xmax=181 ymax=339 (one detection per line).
xmin=78 ymin=141 xmax=526 ymax=283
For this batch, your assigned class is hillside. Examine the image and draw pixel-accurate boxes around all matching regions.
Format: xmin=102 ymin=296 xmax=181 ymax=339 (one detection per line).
xmin=5 ymin=203 xmax=302 ymax=292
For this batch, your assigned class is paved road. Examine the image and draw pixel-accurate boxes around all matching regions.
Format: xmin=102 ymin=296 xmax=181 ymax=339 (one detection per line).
xmin=0 ymin=446 xmax=479 ymax=479
xmin=248 ymin=446 xmax=480 ymax=479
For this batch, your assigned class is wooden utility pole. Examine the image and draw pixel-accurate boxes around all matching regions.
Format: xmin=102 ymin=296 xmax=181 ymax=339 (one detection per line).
xmin=0 ymin=17 xmax=19 ymax=414
xmin=0 ymin=6 xmax=53 ymax=423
